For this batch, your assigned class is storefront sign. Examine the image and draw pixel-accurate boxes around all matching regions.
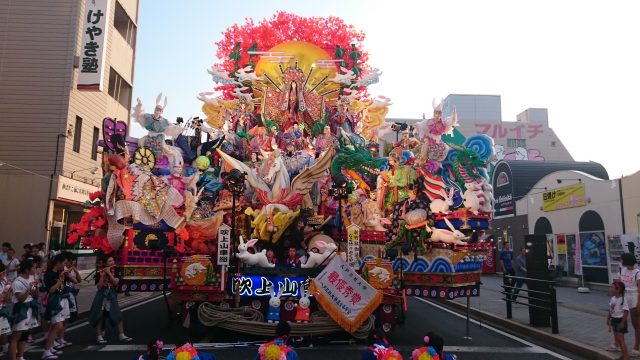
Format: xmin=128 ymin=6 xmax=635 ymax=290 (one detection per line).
xmin=311 ymin=256 xmax=382 ymax=333
xmin=542 ymin=183 xmax=586 ymax=212
xmin=77 ymin=0 xmax=111 ymax=91
xmin=217 ymin=224 xmax=231 ymax=266
xmin=347 ymin=224 xmax=360 ymax=268
xmin=56 ymin=176 xmax=98 ymax=203
xmin=492 ymin=163 xmax=514 ymax=218
xmin=230 ymin=275 xmax=310 ymax=298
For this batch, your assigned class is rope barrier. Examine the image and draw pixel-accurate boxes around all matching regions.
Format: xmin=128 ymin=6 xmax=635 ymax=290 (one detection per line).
xmin=197 ymin=302 xmax=374 ymax=339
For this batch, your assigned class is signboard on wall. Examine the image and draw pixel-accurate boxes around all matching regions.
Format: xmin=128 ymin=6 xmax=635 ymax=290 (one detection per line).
xmin=77 ymin=0 xmax=111 ymax=91
xmin=492 ymin=164 xmax=514 ymax=218
xmin=542 ymin=183 xmax=586 ymax=212
xmin=56 ymin=176 xmax=99 ymax=203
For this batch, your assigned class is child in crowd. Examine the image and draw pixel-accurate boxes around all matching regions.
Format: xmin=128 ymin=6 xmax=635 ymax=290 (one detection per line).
xmin=266 ymin=249 xmax=277 ymax=266
xmin=360 ymin=328 xmax=403 ymax=360
xmin=43 ymin=254 xmax=71 ymax=359
xmin=285 ymin=248 xmax=301 ymax=269
xmin=607 ymin=281 xmax=630 ymax=359
xmin=9 ymin=260 xmax=40 ymax=360
xmin=137 ymin=339 xmax=162 ymax=360
xmin=256 ymin=321 xmax=298 ymax=360
xmin=64 ymin=252 xmax=81 ymax=323
xmin=421 ymin=332 xmax=456 ymax=360
xmin=89 ymin=255 xmax=132 ymax=344
xmin=0 ymin=263 xmax=11 ymax=354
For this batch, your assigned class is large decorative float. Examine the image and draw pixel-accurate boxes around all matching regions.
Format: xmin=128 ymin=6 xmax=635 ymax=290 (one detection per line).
xmin=68 ymin=12 xmax=495 ymax=338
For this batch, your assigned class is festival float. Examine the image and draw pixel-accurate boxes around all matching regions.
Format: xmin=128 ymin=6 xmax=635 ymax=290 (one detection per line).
xmin=67 ymin=12 xmax=495 ymax=339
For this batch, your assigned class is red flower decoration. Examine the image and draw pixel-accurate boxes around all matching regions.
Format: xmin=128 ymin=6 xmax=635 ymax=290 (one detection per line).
xmin=215 ymin=12 xmax=370 ymax=99
xmin=89 ymin=190 xmax=103 ymax=201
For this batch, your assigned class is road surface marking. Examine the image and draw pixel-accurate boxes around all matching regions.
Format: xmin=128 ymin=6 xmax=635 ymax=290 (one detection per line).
xmin=413 ymin=297 xmax=572 ymax=360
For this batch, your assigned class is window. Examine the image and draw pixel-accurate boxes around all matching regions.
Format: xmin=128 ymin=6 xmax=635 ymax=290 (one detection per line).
xmin=73 ymin=116 xmax=83 ymax=153
xmin=114 ymin=3 xmax=136 ymax=48
xmin=108 ymin=67 xmax=132 ymax=110
xmin=507 ymin=138 xmax=526 ymax=148
xmin=551 ymin=141 xmax=556 ymax=147
xmin=91 ymin=127 xmax=99 ymax=160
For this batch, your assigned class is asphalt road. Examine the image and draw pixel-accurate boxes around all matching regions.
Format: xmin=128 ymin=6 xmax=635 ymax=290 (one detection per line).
xmin=20 ymin=295 xmax=586 ymax=360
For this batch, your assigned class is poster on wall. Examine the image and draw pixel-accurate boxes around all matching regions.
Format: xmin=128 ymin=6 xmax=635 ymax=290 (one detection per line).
xmin=580 ymin=232 xmax=607 ymax=267
xmin=546 ymin=234 xmax=555 ymax=266
xmin=556 ymin=234 xmax=566 ymax=254
xmin=607 ymin=235 xmax=624 ymax=279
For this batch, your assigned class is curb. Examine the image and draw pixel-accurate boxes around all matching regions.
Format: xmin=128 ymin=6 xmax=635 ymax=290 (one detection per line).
xmin=440 ymin=299 xmax=617 ymax=360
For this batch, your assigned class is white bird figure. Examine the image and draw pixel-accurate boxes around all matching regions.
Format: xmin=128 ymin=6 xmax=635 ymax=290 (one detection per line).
xmin=184 ymin=262 xmax=207 ymax=279
xmin=235 ymin=66 xmax=261 ymax=83
xmin=369 ymin=266 xmax=391 ymax=282
xmin=330 ymin=67 xmax=356 ymax=85
xmin=355 ymin=68 xmax=382 ymax=87
xmin=231 ymin=86 xmax=253 ymax=101
xmin=207 ymin=64 xmax=238 ymax=85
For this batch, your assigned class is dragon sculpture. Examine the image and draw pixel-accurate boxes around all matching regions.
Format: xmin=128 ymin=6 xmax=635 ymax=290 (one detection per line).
xmin=331 ymin=143 xmax=386 ymax=191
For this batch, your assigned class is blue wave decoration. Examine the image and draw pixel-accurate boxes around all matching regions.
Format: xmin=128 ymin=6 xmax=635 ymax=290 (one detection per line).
xmin=408 ymin=256 xmax=430 ymax=272
xmin=454 ymin=261 xmax=484 ymax=272
xmin=427 ymin=257 xmax=455 ymax=273
xmin=463 ymin=134 xmax=495 ymax=161
xmin=392 ymin=257 xmax=411 ymax=272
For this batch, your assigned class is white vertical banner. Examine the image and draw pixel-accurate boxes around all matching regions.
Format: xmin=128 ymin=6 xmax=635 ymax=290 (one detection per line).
xmin=574 ymin=233 xmax=582 ymax=276
xmin=347 ymin=224 xmax=360 ymax=268
xmin=217 ymin=224 xmax=231 ymax=266
xmin=77 ymin=0 xmax=111 ymax=91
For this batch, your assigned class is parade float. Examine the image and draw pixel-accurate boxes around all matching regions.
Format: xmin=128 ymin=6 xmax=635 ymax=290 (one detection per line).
xmin=68 ymin=12 xmax=495 ymax=339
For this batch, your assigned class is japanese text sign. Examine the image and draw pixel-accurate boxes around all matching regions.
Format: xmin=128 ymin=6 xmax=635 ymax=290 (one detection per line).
xmin=347 ymin=224 xmax=360 ymax=268
xmin=217 ymin=224 xmax=231 ymax=266
xmin=229 ymin=276 xmax=310 ymax=298
xmin=311 ymin=256 xmax=382 ymax=333
xmin=542 ymin=183 xmax=586 ymax=212
xmin=78 ymin=0 xmax=111 ymax=91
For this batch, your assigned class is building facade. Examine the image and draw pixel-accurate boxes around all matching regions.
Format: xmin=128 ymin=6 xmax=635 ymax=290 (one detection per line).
xmin=386 ymin=94 xmax=573 ymax=163
xmin=0 ymin=0 xmax=138 ymax=250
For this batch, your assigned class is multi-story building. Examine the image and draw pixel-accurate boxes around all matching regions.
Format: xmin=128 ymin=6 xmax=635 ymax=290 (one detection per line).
xmin=386 ymin=94 xmax=573 ymax=163
xmin=0 ymin=0 xmax=138 ymax=250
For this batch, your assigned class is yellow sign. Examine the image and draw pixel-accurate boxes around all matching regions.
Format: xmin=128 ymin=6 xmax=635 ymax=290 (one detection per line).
xmin=542 ymin=183 xmax=586 ymax=212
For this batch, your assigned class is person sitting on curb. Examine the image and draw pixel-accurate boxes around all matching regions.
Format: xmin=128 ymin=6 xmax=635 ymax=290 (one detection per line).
xmin=256 ymin=321 xmax=298 ymax=360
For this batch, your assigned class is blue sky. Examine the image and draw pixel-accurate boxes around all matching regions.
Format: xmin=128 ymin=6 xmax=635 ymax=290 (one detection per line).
xmin=131 ymin=0 xmax=640 ymax=177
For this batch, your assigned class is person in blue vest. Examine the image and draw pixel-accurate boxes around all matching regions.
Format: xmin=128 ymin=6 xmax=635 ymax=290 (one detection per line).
xmin=256 ymin=321 xmax=299 ymax=360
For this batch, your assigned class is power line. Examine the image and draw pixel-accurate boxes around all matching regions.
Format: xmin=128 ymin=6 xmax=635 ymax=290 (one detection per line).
xmin=0 ymin=160 xmax=57 ymax=181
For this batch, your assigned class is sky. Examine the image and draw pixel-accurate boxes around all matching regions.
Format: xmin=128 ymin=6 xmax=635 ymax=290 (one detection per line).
xmin=131 ymin=0 xmax=640 ymax=178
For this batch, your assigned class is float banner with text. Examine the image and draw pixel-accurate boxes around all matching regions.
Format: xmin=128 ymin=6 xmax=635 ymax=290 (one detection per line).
xmin=311 ymin=256 xmax=382 ymax=333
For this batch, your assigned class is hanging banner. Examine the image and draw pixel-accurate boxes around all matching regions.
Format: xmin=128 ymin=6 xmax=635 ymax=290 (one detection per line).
xmin=217 ymin=224 xmax=231 ymax=266
xmin=347 ymin=224 xmax=360 ymax=268
xmin=77 ymin=0 xmax=111 ymax=91
xmin=311 ymin=256 xmax=382 ymax=333
xmin=542 ymin=183 xmax=586 ymax=212
xmin=574 ymin=234 xmax=582 ymax=276
xmin=556 ymin=234 xmax=566 ymax=254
